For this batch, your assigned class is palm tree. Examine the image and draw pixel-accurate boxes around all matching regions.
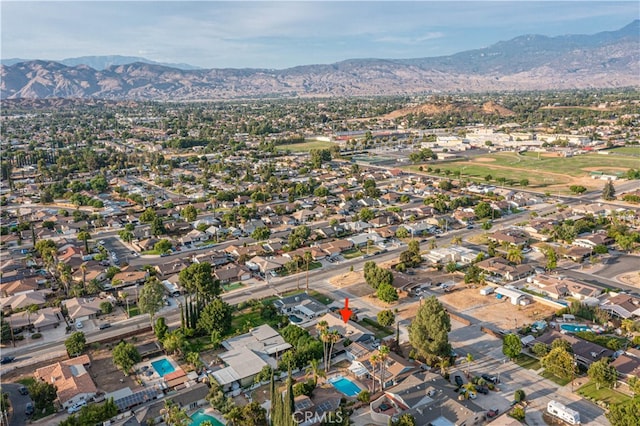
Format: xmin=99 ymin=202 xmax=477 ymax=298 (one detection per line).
xmin=162 ymin=400 xmax=189 ymax=426
xmin=323 ymin=330 xmax=340 ymax=373
xmin=77 ymin=231 xmax=91 ymax=254
xmin=293 ymin=254 xmax=303 ymax=290
xmin=24 ymin=304 xmax=39 ymax=328
xmin=316 ymin=321 xmax=329 ymax=369
xmin=303 ymin=250 xmax=313 ymax=292
xmin=451 ymin=236 xmax=462 ymax=246
xmin=305 ymin=358 xmax=326 ymax=385
xmin=378 ymin=345 xmax=390 ymax=391
xmin=436 ymin=357 xmax=451 ymax=377
xmin=465 ymin=353 xmax=474 ymax=376
xmin=428 ymin=239 xmax=438 ymax=250
xmin=506 ymin=247 xmax=524 ymax=264
xmin=462 ymin=382 xmax=477 ymax=399
xmin=80 ymin=263 xmax=88 ymax=293
xmin=369 ymin=353 xmax=379 ymax=394
xmin=57 ymin=263 xmax=72 ymax=296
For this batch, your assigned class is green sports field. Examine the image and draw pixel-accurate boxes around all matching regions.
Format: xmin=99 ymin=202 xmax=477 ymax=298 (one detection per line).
xmin=407 ymin=151 xmax=638 ymax=189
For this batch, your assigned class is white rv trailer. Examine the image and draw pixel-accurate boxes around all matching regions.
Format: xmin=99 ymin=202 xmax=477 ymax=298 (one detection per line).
xmin=547 ymin=400 xmax=580 ymax=425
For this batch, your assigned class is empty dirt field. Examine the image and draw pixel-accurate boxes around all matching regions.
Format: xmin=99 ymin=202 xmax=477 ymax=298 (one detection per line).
xmin=438 ymin=287 xmax=557 ymax=330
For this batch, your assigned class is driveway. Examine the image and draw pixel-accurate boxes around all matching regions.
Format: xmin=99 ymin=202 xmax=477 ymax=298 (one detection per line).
xmin=2 ymin=383 xmax=34 ymax=426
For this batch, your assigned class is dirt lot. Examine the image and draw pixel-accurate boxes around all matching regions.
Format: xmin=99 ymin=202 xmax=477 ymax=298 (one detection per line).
xmin=329 ymin=271 xmax=362 ymax=287
xmin=618 ymin=271 xmax=640 ymax=288
xmin=438 ymin=287 xmax=556 ymax=330
xmin=89 ymin=347 xmax=138 ymax=393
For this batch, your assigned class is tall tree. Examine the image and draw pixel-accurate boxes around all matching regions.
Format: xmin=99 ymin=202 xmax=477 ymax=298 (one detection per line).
xmin=588 ymin=359 xmax=617 ymax=390
xmin=602 ymin=179 xmax=616 ymax=201
xmin=65 ymin=331 xmax=87 ymax=356
xmin=112 ymin=341 xmax=141 ymax=375
xmin=76 ymin=231 xmax=91 ymax=254
xmin=506 ymin=247 xmax=524 ymax=264
xmin=502 ymin=334 xmax=522 ymax=360
xmin=138 ymin=278 xmax=165 ymax=327
xmin=409 ymin=296 xmax=451 ymax=360
xmin=541 ymin=347 xmax=575 ymax=381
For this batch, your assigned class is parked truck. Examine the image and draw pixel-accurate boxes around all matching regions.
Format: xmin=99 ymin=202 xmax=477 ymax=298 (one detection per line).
xmin=547 ymin=400 xmax=580 ymax=425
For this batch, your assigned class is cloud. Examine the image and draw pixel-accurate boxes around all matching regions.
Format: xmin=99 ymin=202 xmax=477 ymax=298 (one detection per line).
xmin=376 ymin=32 xmax=445 ymax=45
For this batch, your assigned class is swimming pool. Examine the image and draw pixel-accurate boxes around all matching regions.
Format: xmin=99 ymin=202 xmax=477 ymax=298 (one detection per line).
xmin=560 ymin=324 xmax=591 ymax=333
xmin=190 ymin=410 xmax=224 ymax=426
xmin=329 ymin=376 xmax=362 ymax=397
xmin=289 ymin=315 xmax=303 ymax=324
xmin=151 ymin=358 xmax=176 ymax=377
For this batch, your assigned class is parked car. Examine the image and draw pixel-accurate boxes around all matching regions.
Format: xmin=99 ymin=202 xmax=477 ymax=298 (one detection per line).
xmin=25 ymin=402 xmax=34 ymax=416
xmin=67 ymin=401 xmax=87 ymax=414
xmin=476 ymin=386 xmax=489 ymax=394
xmin=454 ymin=375 xmax=464 ymax=387
xmin=99 ymin=323 xmax=111 ymax=330
xmin=75 ymin=320 xmax=83 ymax=329
xmin=18 ymin=386 xmax=28 ymax=395
xmin=482 ymin=374 xmax=499 ymax=384
xmin=486 ymin=409 xmax=500 ymax=418
xmin=0 ymin=356 xmax=15 ymax=364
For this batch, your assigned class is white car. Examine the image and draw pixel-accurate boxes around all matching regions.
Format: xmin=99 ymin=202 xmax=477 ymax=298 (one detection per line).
xmin=98 ymin=240 xmax=105 ymax=245
xmin=67 ymin=401 xmax=87 ymax=414
xmin=75 ymin=320 xmax=83 ymax=329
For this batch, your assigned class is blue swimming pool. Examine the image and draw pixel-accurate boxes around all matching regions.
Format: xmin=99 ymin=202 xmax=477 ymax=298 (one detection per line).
xmin=560 ymin=324 xmax=591 ymax=333
xmin=329 ymin=376 xmax=362 ymax=397
xmin=151 ymin=358 xmax=175 ymax=377
xmin=190 ymin=410 xmax=224 ymax=426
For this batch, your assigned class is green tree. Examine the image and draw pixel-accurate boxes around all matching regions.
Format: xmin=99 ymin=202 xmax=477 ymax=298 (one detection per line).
xmin=138 ymin=278 xmax=165 ymax=326
xmin=180 ymin=205 xmax=198 ymax=222
xmin=390 ymin=413 xmax=417 ymax=426
xmin=502 ymin=334 xmax=522 ymax=360
xmin=154 ymin=239 xmax=172 ymax=253
xmin=602 ymin=179 xmax=616 ymax=201
xmin=139 ymin=208 xmax=157 ymax=223
xmin=155 ymin=317 xmax=169 ymax=340
xmin=605 ymin=397 xmax=640 ymax=426
xmin=570 ymin=185 xmax=587 ymax=194
xmin=506 ymin=247 xmax=524 ymax=264
xmin=112 ymin=341 xmax=141 ymax=375
xmin=251 ymin=226 xmax=271 ymax=241
xmin=65 ymin=331 xmax=87 ymax=356
xmin=514 ymin=389 xmax=526 ymax=402
xmin=163 ymin=399 xmax=189 ymax=426
xmin=588 ymin=359 xmax=617 ymax=390
xmin=395 ymin=227 xmax=409 ymax=239
xmin=197 ymin=298 xmax=233 ymax=336
xmin=445 ymin=261 xmax=457 ymax=273
xmin=541 ymin=346 xmax=575 ymax=381
xmin=28 ymin=380 xmax=57 ymax=412
xmin=163 ymin=330 xmax=186 ymax=356
xmin=100 ymin=301 xmax=113 ymax=314
xmin=545 ymin=247 xmax=558 ymax=271
xmin=118 ymin=229 xmax=134 ymax=243
xmin=76 ymin=231 xmax=91 ymax=253
xmin=363 ymin=261 xmax=393 ymax=289
xmin=409 ymin=296 xmax=451 ymax=359
xmin=377 ymin=310 xmax=395 ymax=327
xmin=377 ymin=283 xmax=399 ymax=303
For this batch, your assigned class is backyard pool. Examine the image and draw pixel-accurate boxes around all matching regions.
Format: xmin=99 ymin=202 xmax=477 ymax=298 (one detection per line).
xmin=151 ymin=358 xmax=176 ymax=377
xmin=289 ymin=315 xmax=303 ymax=324
xmin=329 ymin=376 xmax=362 ymax=397
xmin=190 ymin=409 xmax=224 ymax=426
xmin=560 ymin=324 xmax=591 ymax=333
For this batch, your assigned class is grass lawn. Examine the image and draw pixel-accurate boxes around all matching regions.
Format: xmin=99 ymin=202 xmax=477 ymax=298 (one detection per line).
xmin=307 ymin=290 xmax=333 ymax=305
xmin=223 ymin=282 xmax=245 ymax=292
xmin=359 ymin=317 xmax=394 ymax=339
xmin=342 ymin=248 xmax=364 ymax=259
xmin=141 ymin=250 xmax=160 ymax=255
xmin=17 ymin=377 xmax=36 ymax=387
xmin=277 ymin=140 xmax=339 ymax=152
xmin=127 ymin=306 xmax=140 ymax=317
xmin=577 ymin=380 xmax=632 ymax=406
xmin=230 ymin=309 xmax=264 ymax=334
xmin=540 ymin=370 xmax=572 ymax=386
xmin=607 ymin=146 xmax=640 ymax=156
xmin=514 ymin=353 xmax=541 ymax=370
xmin=407 ymin=151 xmax=639 ymax=188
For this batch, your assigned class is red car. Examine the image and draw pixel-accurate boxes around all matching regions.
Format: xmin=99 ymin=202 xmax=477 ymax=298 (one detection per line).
xmin=486 ymin=409 xmax=500 ymax=418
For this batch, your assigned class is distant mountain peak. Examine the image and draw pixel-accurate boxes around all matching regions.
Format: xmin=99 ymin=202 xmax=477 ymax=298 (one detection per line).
xmin=1 ymin=21 xmax=637 ymax=100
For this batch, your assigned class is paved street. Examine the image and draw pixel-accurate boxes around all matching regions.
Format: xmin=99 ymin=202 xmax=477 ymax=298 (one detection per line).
xmin=448 ymin=320 xmax=607 ymax=425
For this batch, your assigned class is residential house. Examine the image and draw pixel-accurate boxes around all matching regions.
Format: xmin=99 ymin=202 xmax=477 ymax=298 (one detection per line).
xmin=370 ymin=372 xmax=485 ymax=426
xmin=476 ymin=257 xmax=534 ymax=281
xmin=211 ymin=325 xmax=291 ymax=391
xmin=112 ymin=270 xmax=149 ymax=287
xmin=128 ymin=383 xmax=209 ymax=425
xmin=573 ymin=233 xmax=614 ymax=249
xmin=488 ymin=229 xmax=530 ymax=248
xmin=610 ymin=349 xmax=640 ymax=387
xmin=599 ymin=294 xmax=640 ymax=319
xmin=214 ymin=264 xmax=252 ymax=284
xmin=34 ymin=355 xmax=96 ymax=409
xmin=1 ymin=290 xmax=49 ymax=313
xmin=534 ymin=331 xmax=614 ymax=368
xmin=63 ymin=297 xmax=103 ymax=321
xmin=530 ymin=275 xmax=601 ymax=301
xmin=273 ymin=293 xmax=329 ymax=321
xmin=154 ymin=260 xmax=189 ymax=278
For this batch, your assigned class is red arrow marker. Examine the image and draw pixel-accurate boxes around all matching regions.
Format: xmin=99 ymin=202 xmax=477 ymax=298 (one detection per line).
xmin=339 ymin=298 xmax=353 ymax=323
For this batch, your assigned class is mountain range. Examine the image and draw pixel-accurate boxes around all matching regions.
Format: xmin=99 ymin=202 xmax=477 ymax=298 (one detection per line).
xmin=1 ymin=20 xmax=638 ymax=101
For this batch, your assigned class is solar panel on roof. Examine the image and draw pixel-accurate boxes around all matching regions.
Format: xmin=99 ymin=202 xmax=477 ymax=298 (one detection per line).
xmin=295 ymin=399 xmax=313 ymax=410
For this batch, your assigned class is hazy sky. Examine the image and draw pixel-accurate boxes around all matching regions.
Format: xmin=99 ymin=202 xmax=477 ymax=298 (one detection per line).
xmin=2 ymin=1 xmax=638 ymax=69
